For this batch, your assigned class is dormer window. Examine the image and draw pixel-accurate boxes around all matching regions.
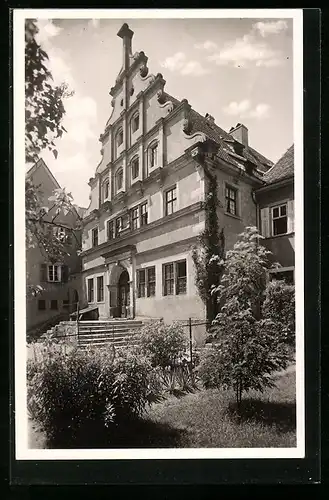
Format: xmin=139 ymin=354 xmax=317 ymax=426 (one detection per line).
xmin=131 ymin=156 xmax=139 ymax=180
xmin=115 ymin=168 xmax=123 ymax=192
xmin=131 ymin=112 xmax=139 ymax=134
xmin=149 ymin=141 xmax=158 ymax=169
xmin=116 ymin=127 xmax=123 ymax=147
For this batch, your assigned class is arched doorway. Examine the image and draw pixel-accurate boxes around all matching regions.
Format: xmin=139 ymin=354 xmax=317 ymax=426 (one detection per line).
xmin=118 ymin=269 xmax=130 ymax=318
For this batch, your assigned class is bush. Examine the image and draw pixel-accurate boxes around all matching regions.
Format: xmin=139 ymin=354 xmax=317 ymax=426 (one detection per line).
xmin=27 ymin=341 xmax=160 ymax=445
xmin=262 ymin=279 xmax=295 ymax=345
xmin=197 ymin=298 xmax=293 ymax=406
xmin=137 ymin=321 xmax=189 ymax=369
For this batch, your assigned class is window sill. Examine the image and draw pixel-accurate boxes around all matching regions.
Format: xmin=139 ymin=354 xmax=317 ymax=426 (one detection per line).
xmin=224 ymin=211 xmax=241 ymax=221
xmin=265 ymin=232 xmax=295 ymax=240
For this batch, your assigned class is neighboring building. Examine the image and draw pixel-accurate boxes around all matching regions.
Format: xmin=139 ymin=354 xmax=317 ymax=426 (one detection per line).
xmin=26 ymin=159 xmax=85 ymax=332
xmin=81 ymin=23 xmax=277 ymax=341
xmin=256 ymin=145 xmax=295 ymax=283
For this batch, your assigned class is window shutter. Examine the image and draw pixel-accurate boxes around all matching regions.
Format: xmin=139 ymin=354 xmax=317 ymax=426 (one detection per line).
xmin=62 ymin=265 xmax=69 ymax=283
xmin=260 ymin=207 xmax=270 ymax=238
xmin=40 ymin=264 xmax=47 ymax=282
xmin=287 ymin=200 xmax=294 ymax=233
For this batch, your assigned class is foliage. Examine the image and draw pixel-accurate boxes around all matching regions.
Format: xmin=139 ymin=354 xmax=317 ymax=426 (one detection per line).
xmin=262 ymin=279 xmax=295 ymax=346
xmin=201 ymin=227 xmax=294 ymax=406
xmin=27 ymin=341 xmax=160 ymax=445
xmin=25 ymin=19 xmax=73 ymax=164
xmin=198 ymin=298 xmax=292 ymax=405
xmin=212 ymin=226 xmax=272 ymax=318
xmin=137 ymin=321 xmax=189 ymax=369
xmin=25 ymin=19 xmax=80 ymax=291
xmin=192 ymin=170 xmax=225 ymax=322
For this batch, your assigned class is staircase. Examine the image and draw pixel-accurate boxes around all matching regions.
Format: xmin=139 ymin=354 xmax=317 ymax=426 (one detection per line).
xmin=77 ymin=319 xmax=144 ymax=349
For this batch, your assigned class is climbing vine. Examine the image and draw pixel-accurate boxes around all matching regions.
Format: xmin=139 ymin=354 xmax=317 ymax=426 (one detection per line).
xmin=192 ymin=169 xmax=225 ymax=323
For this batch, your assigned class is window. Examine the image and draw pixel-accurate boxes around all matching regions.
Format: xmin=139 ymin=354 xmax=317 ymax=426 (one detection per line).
xmin=97 ymin=276 xmax=104 ymax=302
xmin=53 ymin=227 xmax=72 ymax=245
xmin=87 ymin=278 xmax=94 ymax=303
xmin=115 ymin=217 xmax=122 ymax=237
xmin=176 ymin=261 xmax=187 ymax=295
xmin=107 ymin=220 xmax=114 ymax=240
xmin=131 ymin=112 xmax=139 ymax=133
xmin=131 ymin=207 xmax=139 ymax=230
xmin=103 ymin=180 xmax=109 ymax=201
xmin=131 ymin=157 xmax=139 ymax=180
xmin=137 ymin=267 xmax=156 ymax=298
xmin=165 ymin=187 xmax=177 ymax=216
xmin=137 ymin=269 xmax=146 ymax=298
xmin=272 ymin=204 xmax=287 ymax=236
xmin=38 ymin=299 xmax=46 ymax=311
xmin=121 ymin=213 xmax=130 ymax=231
xmin=225 ymin=185 xmax=238 ymax=216
xmin=48 ymin=264 xmax=61 ymax=282
xmin=149 ymin=142 xmax=158 ymax=169
xmin=63 ymin=299 xmax=70 ymax=310
xmin=50 ymin=299 xmax=58 ymax=310
xmin=115 ymin=168 xmax=123 ymax=192
xmin=270 ymin=269 xmax=294 ymax=284
xmin=163 ymin=260 xmax=187 ymax=296
xmin=163 ymin=263 xmax=174 ymax=296
xmin=140 ymin=202 xmax=148 ymax=226
xmin=147 ymin=267 xmax=156 ymax=297
xmin=92 ymin=227 xmax=98 ymax=247
xmin=117 ymin=127 xmax=123 ymax=147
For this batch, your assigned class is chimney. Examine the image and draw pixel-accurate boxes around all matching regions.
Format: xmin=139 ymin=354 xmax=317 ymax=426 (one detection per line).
xmin=117 ymin=23 xmax=134 ymax=71
xmin=229 ymin=123 xmax=248 ymax=147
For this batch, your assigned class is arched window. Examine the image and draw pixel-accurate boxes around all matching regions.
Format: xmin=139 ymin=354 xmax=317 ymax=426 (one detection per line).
xmin=131 ymin=156 xmax=139 ymax=181
xmin=149 ymin=141 xmax=159 ymax=169
xmin=115 ymin=168 xmax=123 ymax=192
xmin=131 ymin=111 xmax=139 ymax=134
xmin=116 ymin=127 xmax=123 ymax=147
xmin=103 ymin=180 xmax=109 ymax=201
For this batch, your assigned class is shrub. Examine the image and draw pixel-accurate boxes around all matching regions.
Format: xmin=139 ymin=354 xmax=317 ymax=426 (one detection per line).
xmin=27 ymin=341 xmax=160 ymax=445
xmin=137 ymin=321 xmax=189 ymax=369
xmin=262 ymin=279 xmax=295 ymax=346
xmin=198 ymin=298 xmax=293 ymax=406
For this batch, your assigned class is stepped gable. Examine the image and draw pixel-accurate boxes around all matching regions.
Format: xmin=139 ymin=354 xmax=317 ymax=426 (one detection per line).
xmin=263 ymin=144 xmax=294 ymax=184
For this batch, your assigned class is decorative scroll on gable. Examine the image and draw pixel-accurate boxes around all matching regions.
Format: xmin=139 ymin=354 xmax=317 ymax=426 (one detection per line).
xmin=156 ymin=88 xmax=174 ymax=113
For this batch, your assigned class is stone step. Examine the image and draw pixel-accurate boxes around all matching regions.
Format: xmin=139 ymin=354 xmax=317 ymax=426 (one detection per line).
xmin=78 ymin=334 xmax=138 ymax=343
xmin=79 ymin=339 xmax=137 ymax=347
xmin=79 ymin=320 xmax=143 ymax=325
xmin=79 ymin=328 xmax=141 ymax=334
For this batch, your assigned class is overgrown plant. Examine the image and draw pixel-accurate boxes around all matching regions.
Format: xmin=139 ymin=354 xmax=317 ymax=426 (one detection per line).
xmin=198 ymin=227 xmax=294 ymax=407
xmin=137 ymin=321 xmax=189 ymax=369
xmin=27 ymin=341 xmax=160 ymax=446
xmin=262 ymin=279 xmax=295 ymax=346
xmin=192 ymin=170 xmax=225 ymax=323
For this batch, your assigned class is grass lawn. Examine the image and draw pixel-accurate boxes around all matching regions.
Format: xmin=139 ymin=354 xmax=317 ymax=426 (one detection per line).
xmin=28 ymin=366 xmax=296 ymax=449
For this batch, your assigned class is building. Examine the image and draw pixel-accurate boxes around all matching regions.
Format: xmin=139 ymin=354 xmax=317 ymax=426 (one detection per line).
xmin=256 ymin=144 xmax=295 ymax=283
xmin=26 ymin=159 xmax=85 ymax=333
xmin=80 ymin=23 xmax=293 ymax=343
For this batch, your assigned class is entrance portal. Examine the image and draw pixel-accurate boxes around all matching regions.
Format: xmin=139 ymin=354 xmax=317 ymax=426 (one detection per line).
xmin=118 ymin=270 xmax=130 ymax=318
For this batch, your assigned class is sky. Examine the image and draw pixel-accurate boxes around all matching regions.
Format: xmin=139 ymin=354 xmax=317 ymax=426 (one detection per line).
xmin=31 ymin=16 xmax=294 ymax=208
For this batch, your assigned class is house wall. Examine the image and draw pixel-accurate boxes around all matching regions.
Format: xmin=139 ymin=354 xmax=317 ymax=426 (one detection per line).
xmin=26 ymin=163 xmax=83 ymax=331
xmin=257 ymin=182 xmax=295 ymax=268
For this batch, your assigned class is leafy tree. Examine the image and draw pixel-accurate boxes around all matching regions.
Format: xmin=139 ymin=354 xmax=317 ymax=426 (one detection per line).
xmin=25 ymin=19 xmax=73 ymax=163
xmin=198 ymin=227 xmax=294 ymax=407
xmin=25 ymin=19 xmax=81 ymax=297
xmin=192 ymin=171 xmax=225 ymax=323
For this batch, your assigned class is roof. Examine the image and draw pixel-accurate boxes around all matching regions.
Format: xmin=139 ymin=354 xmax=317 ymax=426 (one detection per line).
xmin=187 ymin=108 xmax=273 ymax=173
xmin=26 ymin=158 xmax=61 ymax=189
xmin=263 ymin=144 xmax=294 ymax=184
